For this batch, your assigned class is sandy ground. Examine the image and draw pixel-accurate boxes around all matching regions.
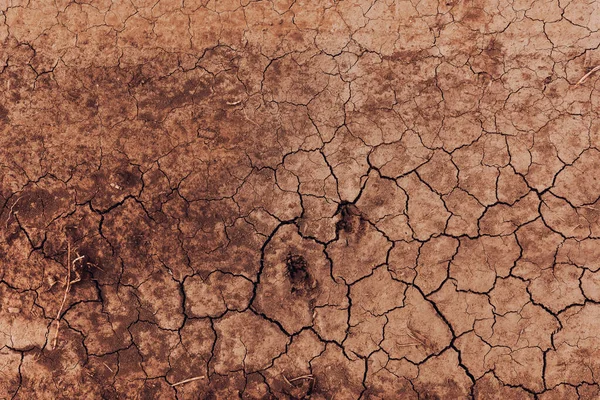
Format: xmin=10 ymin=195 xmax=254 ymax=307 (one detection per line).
xmin=1 ymin=0 xmax=600 ymax=399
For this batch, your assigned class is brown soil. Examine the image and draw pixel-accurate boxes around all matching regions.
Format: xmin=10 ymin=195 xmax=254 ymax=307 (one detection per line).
xmin=1 ymin=1 xmax=600 ymax=399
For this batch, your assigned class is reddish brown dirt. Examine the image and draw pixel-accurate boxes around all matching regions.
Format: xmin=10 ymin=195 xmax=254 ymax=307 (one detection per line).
xmin=1 ymin=0 xmax=600 ymax=399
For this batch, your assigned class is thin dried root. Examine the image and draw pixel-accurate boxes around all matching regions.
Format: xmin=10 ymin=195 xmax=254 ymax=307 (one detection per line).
xmin=170 ymin=376 xmax=205 ymax=387
xmin=288 ymin=374 xmax=314 ymax=382
xmin=575 ymin=65 xmax=600 ymax=86
xmin=5 ymin=196 xmax=22 ymax=228
xmin=50 ymin=242 xmax=83 ymax=349
xmin=282 ymin=374 xmax=293 ymax=386
xmin=87 ymin=262 xmax=104 ymax=271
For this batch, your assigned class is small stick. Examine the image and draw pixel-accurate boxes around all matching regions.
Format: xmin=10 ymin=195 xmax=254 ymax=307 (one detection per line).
xmin=103 ymin=362 xmax=114 ymax=373
xmin=226 ymin=100 xmax=242 ymax=106
xmin=575 ymin=65 xmax=600 ymax=86
xmin=87 ymin=262 xmax=104 ymax=272
xmin=288 ymin=374 xmax=314 ymax=382
xmin=282 ymin=374 xmax=293 ymax=386
xmin=170 ymin=376 xmax=205 ymax=387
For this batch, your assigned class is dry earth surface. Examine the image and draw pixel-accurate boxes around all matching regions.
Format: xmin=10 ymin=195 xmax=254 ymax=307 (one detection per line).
xmin=1 ymin=0 xmax=600 ymax=399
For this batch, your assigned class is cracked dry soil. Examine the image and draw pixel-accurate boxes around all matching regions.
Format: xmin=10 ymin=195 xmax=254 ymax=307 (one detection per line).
xmin=2 ymin=1 xmax=600 ymax=399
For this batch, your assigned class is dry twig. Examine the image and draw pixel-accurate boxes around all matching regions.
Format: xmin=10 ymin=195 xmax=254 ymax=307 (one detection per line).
xmin=282 ymin=374 xmax=293 ymax=386
xmin=575 ymin=65 xmax=600 ymax=86
xmin=170 ymin=376 xmax=205 ymax=387
xmin=288 ymin=374 xmax=314 ymax=382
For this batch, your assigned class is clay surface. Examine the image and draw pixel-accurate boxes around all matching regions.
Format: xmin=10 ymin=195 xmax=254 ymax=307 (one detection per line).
xmin=1 ymin=0 xmax=600 ymax=398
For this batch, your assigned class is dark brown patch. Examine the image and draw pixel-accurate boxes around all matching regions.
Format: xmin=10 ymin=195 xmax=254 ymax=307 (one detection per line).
xmin=286 ymin=252 xmax=309 ymax=293
xmin=128 ymin=67 xmax=148 ymax=88
xmin=336 ymin=203 xmax=359 ymax=233
xmin=0 ymin=103 xmax=8 ymax=123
